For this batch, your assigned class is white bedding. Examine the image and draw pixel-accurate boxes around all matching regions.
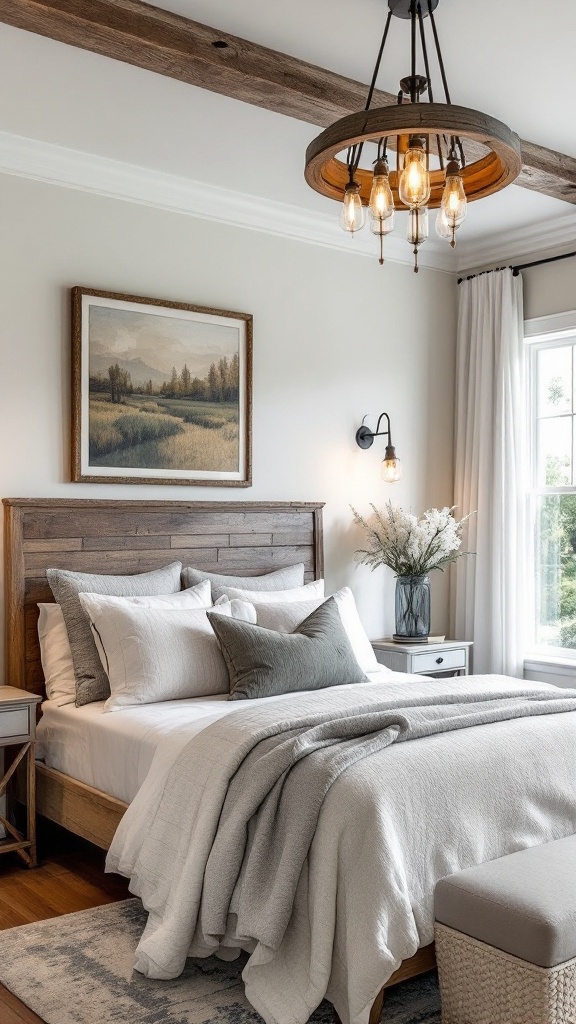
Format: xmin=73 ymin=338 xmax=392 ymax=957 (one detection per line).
xmin=107 ymin=674 xmax=576 ymax=1024
xmin=36 ymin=669 xmax=399 ymax=803
xmin=36 ymin=695 xmax=234 ymax=803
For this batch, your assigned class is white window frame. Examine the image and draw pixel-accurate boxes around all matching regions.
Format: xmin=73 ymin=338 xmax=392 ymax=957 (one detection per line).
xmin=524 ymin=309 xmax=576 ymax=678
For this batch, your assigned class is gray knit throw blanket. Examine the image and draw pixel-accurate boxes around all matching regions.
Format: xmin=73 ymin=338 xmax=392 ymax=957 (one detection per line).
xmin=199 ymin=687 xmax=576 ymax=953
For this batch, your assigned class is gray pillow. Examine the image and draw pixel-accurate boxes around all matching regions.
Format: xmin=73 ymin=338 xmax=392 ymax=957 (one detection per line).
xmin=47 ymin=562 xmax=182 ymax=706
xmin=208 ymin=597 xmax=367 ymax=701
xmin=182 ymin=563 xmax=305 ymax=602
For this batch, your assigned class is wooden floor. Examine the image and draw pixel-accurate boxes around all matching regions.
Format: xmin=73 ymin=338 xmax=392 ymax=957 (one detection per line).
xmin=0 ymin=819 xmax=130 ymax=1024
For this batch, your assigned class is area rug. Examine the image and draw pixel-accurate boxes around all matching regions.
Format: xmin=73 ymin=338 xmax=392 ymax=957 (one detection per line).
xmin=0 ymin=899 xmax=441 ymax=1024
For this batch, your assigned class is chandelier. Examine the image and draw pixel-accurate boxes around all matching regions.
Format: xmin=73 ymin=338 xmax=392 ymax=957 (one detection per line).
xmin=304 ymin=0 xmax=522 ymax=272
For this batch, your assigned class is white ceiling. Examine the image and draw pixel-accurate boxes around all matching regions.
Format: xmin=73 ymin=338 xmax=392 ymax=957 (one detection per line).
xmin=0 ymin=0 xmax=575 ymax=269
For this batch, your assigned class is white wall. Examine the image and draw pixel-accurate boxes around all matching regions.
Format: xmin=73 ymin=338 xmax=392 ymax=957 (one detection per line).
xmin=0 ymin=173 xmax=457 ymax=676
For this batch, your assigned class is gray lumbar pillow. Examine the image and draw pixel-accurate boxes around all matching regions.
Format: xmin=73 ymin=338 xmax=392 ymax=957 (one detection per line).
xmin=47 ymin=562 xmax=182 ymax=706
xmin=208 ymin=596 xmax=367 ymax=701
xmin=182 ymin=563 xmax=305 ymax=602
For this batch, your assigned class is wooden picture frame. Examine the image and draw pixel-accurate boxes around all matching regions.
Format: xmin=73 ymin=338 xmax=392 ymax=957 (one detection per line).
xmin=71 ymin=287 xmax=252 ymax=487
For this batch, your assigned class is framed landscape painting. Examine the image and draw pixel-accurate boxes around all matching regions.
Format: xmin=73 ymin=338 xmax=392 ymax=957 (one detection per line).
xmin=71 ymin=288 xmax=252 ymax=486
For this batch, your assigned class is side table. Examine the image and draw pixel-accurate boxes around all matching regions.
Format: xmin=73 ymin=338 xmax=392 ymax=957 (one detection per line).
xmin=0 ymin=686 xmax=42 ymax=867
xmin=371 ymin=639 xmax=473 ymax=677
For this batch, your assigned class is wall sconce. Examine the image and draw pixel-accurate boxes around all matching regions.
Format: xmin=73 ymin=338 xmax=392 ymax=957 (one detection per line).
xmin=355 ymin=412 xmax=402 ymax=482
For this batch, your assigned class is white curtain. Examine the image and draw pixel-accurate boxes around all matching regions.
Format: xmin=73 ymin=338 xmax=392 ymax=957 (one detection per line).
xmin=451 ymin=267 xmax=527 ymax=676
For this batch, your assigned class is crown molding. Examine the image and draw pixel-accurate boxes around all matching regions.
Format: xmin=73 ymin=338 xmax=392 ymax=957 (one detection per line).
xmin=4 ymin=128 xmax=570 ymax=275
xmin=456 ymin=211 xmax=576 ymax=273
xmin=0 ymin=129 xmax=456 ymax=273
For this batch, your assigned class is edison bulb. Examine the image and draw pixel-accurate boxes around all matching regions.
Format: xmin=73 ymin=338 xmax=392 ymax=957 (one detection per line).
xmin=440 ymin=162 xmax=467 ymax=248
xmin=340 ymin=182 xmax=365 ymax=234
xmin=382 ymin=446 xmax=402 ymax=482
xmin=369 ymin=158 xmax=394 ymax=221
xmin=398 ymin=136 xmax=431 ymax=209
xmin=435 ymin=207 xmax=453 ymax=241
xmin=370 ymin=210 xmax=396 ymax=236
xmin=407 ymin=206 xmax=429 ymax=246
xmin=371 ymin=209 xmax=396 ymax=265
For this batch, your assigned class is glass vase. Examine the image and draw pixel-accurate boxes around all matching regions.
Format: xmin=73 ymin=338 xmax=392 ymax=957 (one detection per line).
xmin=394 ymin=575 xmax=430 ymax=640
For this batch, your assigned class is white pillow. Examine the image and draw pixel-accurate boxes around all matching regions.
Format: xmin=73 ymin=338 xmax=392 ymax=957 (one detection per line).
xmin=78 ymin=580 xmax=212 ymax=613
xmin=77 ymin=598 xmax=243 ymax=711
xmin=219 ymin=588 xmax=380 ymax=675
xmin=37 ymin=604 xmax=77 ymax=706
xmin=218 ymin=580 xmax=325 ymax=604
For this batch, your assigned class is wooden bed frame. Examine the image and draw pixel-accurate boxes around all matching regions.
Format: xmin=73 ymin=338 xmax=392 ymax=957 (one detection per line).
xmin=3 ymin=496 xmax=435 ymax=1019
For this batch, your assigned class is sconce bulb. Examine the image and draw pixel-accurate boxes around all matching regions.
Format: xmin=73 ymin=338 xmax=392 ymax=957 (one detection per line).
xmin=382 ymin=445 xmax=402 ymax=483
xmin=398 ymin=137 xmax=431 ymax=209
xmin=382 ymin=458 xmax=402 ymax=483
xmin=340 ymin=181 xmax=365 ymax=234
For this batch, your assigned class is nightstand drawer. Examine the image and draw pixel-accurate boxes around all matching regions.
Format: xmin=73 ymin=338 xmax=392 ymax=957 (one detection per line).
xmin=411 ymin=647 xmax=467 ymax=674
xmin=0 ymin=707 xmax=30 ymax=739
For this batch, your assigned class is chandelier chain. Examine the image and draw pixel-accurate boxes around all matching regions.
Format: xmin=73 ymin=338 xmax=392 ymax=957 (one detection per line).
xmin=427 ymin=1 xmax=451 ymax=104
xmin=347 ymin=9 xmax=394 ymax=180
xmin=415 ymin=2 xmax=446 ymax=170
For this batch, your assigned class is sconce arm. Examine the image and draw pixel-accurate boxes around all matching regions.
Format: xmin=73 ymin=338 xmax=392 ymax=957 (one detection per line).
xmin=355 ymin=411 xmax=392 ymax=450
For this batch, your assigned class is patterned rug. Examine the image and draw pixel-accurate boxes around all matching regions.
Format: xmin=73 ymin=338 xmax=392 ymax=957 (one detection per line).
xmin=0 ymin=899 xmax=441 ymax=1024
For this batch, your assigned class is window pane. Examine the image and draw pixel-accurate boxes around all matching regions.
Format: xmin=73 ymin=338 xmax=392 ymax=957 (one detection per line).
xmin=537 ymin=346 xmax=572 ymax=416
xmin=537 ymin=416 xmax=572 ymax=485
xmin=536 ymin=494 xmax=576 ymax=650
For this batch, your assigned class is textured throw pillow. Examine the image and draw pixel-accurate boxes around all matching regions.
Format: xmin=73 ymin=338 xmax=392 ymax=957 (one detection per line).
xmin=208 ymin=597 xmax=368 ymax=701
xmin=77 ymin=583 xmax=212 ymax=674
xmin=47 ymin=562 xmax=182 ymax=707
xmin=181 ymin=563 xmax=305 ymax=602
xmin=217 ymin=580 xmax=325 ymax=604
xmin=77 ymin=601 xmax=241 ymax=712
xmin=228 ymin=587 xmax=380 ymax=675
xmin=37 ymin=603 xmax=77 ymax=706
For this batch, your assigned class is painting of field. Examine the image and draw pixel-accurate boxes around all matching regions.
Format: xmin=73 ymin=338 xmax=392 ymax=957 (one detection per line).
xmin=72 ymin=290 xmax=252 ymax=485
xmin=89 ymin=396 xmax=239 ymax=471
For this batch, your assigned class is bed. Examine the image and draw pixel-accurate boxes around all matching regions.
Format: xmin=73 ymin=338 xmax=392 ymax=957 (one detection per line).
xmin=7 ymin=497 xmax=576 ymax=1024
xmin=3 ymin=495 xmax=437 ymax=1021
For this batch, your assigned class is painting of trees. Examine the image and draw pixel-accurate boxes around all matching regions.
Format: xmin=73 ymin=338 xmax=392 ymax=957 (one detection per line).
xmin=76 ymin=287 xmax=252 ymax=485
xmin=108 ymin=364 xmax=133 ymax=404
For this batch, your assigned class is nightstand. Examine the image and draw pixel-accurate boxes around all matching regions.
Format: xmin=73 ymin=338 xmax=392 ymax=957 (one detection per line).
xmin=0 ymin=686 xmax=42 ymax=867
xmin=371 ymin=639 xmax=473 ymax=677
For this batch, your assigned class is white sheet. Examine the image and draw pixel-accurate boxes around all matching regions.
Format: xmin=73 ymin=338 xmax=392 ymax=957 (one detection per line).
xmin=36 ymin=669 xmax=400 ymax=803
xmin=36 ymin=695 xmax=234 ymax=804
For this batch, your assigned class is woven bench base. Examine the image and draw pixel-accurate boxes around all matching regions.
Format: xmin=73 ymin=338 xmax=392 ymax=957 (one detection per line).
xmin=435 ymin=923 xmax=576 ymax=1024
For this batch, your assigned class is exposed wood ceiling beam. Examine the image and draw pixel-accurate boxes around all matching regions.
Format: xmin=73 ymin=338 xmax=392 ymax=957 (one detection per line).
xmin=2 ymin=0 xmax=576 ymax=205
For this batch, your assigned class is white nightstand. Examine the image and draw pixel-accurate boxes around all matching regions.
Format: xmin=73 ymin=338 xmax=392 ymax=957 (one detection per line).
xmin=371 ymin=639 xmax=473 ymax=677
xmin=0 ymin=686 xmax=42 ymax=867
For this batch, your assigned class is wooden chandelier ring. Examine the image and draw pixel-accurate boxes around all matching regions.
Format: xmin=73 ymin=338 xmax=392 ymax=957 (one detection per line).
xmin=305 ymin=103 xmax=523 ymax=210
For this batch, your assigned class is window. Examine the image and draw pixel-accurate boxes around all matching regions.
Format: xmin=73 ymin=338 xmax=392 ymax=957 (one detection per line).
xmin=528 ymin=317 xmax=576 ymax=657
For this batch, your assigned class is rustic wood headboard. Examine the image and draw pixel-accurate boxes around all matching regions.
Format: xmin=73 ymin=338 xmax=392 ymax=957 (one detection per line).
xmin=3 ymin=498 xmax=324 ymax=697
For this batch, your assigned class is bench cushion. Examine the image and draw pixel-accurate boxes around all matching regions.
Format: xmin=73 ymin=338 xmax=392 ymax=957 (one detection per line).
xmin=435 ymin=835 xmax=576 ymax=968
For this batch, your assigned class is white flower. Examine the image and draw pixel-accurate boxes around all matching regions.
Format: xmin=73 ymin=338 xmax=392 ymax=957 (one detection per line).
xmin=351 ymin=502 xmax=474 ymax=577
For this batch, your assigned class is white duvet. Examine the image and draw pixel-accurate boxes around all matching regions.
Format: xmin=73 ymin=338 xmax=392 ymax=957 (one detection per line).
xmin=107 ymin=673 xmax=576 ymax=1024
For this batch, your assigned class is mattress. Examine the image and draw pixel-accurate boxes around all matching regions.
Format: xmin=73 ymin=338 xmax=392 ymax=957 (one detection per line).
xmin=36 ymin=669 xmax=399 ymax=804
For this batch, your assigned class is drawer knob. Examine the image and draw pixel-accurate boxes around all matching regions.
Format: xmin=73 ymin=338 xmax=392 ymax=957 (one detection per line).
xmin=436 ymin=657 xmax=444 ymax=665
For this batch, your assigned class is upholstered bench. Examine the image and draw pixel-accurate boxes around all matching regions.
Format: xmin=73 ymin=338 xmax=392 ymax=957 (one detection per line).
xmin=434 ymin=835 xmax=576 ymax=1024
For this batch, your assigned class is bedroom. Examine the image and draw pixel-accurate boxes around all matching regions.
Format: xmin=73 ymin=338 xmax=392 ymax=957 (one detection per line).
xmin=0 ymin=1 xmax=575 ymax=1023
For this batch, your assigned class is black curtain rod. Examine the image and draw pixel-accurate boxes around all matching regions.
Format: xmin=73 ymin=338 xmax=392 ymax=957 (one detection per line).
xmin=457 ymin=248 xmax=576 ymax=285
